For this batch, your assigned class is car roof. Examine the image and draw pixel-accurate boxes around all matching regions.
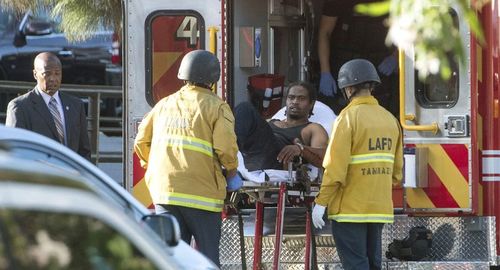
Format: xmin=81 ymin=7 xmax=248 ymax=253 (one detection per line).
xmin=0 ymin=124 xmax=149 ymax=216
xmin=0 ymin=151 xmax=93 ymax=192
xmin=0 ymin=155 xmax=179 ymax=269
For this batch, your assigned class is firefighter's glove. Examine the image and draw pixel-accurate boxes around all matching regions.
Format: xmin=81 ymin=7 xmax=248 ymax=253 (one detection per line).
xmin=226 ymin=173 xmax=243 ymax=192
xmin=378 ymin=54 xmax=398 ymax=76
xmin=312 ymin=204 xmax=326 ymax=229
xmin=319 ymin=72 xmax=337 ymax=96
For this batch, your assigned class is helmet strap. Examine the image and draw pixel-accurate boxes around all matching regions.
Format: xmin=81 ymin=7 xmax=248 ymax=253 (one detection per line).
xmin=342 ymin=87 xmax=358 ymax=102
xmin=341 ymin=88 xmax=349 ymax=102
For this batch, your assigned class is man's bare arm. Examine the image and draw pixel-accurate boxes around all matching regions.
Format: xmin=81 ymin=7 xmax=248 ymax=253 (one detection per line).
xmin=318 ymin=15 xmax=337 ymax=73
xmin=297 ymin=123 xmax=329 ymax=167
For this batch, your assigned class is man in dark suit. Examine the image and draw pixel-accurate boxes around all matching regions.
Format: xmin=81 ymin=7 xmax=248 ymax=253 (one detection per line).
xmin=5 ymin=52 xmax=91 ymax=161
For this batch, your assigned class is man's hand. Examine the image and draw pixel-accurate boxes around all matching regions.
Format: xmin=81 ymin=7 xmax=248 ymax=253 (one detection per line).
xmin=378 ymin=54 xmax=398 ymax=76
xmin=312 ymin=204 xmax=326 ymax=229
xmin=319 ymin=72 xmax=338 ymax=97
xmin=226 ymin=173 xmax=243 ymax=191
xmin=277 ymin=144 xmax=302 ymax=165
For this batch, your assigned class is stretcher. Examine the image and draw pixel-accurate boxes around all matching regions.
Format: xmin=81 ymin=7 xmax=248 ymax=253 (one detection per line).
xmin=230 ymin=101 xmax=336 ymax=270
xmin=236 ymin=167 xmax=320 ymax=270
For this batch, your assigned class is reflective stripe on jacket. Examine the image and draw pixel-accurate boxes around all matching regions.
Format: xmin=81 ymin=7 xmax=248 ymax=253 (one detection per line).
xmin=315 ymin=96 xmax=403 ymax=223
xmin=134 ymin=84 xmax=239 ymax=212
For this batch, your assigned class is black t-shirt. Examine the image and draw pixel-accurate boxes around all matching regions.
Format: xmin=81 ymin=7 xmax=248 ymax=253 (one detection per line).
xmin=323 ymin=0 xmax=382 ymax=17
xmin=322 ymin=0 xmax=391 ymax=67
xmin=269 ymin=119 xmax=310 ymax=151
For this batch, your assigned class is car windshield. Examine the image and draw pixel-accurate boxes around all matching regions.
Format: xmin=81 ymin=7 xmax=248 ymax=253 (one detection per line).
xmin=30 ymin=7 xmax=112 ymax=34
xmin=0 ymin=8 xmax=19 ymax=36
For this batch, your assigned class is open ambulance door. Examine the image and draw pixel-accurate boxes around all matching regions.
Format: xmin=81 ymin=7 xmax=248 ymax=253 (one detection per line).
xmin=124 ymin=0 xmax=220 ymax=207
xmin=396 ymin=7 xmax=476 ymax=214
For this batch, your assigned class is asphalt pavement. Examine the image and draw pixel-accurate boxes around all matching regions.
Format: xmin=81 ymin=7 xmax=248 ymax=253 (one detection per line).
xmin=97 ymin=133 xmax=123 ymax=185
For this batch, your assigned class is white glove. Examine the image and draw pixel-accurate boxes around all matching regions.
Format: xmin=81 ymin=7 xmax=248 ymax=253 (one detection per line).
xmin=312 ymin=204 xmax=326 ymax=229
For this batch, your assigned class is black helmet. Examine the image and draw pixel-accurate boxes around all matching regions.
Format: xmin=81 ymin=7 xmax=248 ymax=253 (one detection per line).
xmin=337 ymin=59 xmax=381 ymax=89
xmin=178 ymin=50 xmax=220 ymax=84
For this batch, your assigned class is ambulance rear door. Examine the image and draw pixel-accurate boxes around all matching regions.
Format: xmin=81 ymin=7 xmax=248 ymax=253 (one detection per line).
xmin=398 ymin=7 xmax=475 ymax=214
xmin=124 ymin=0 xmax=222 ymax=206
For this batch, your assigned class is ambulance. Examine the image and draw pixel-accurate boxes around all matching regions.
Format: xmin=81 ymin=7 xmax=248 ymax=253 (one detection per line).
xmin=123 ymin=0 xmax=500 ymax=268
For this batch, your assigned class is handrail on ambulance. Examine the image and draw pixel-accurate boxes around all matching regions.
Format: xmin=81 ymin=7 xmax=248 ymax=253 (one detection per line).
xmin=398 ymin=49 xmax=439 ymax=134
xmin=208 ymin=26 xmax=218 ymax=93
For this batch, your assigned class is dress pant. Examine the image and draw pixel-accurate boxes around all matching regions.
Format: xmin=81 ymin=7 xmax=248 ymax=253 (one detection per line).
xmin=331 ymin=220 xmax=385 ymax=270
xmin=155 ymin=204 xmax=222 ymax=267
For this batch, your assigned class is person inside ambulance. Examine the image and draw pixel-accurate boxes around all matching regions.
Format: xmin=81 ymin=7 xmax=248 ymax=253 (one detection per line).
xmin=134 ymin=50 xmax=241 ymax=267
xmin=234 ymin=81 xmax=329 ymax=172
xmin=312 ymin=59 xmax=403 ymax=270
xmin=318 ymin=0 xmax=398 ymax=116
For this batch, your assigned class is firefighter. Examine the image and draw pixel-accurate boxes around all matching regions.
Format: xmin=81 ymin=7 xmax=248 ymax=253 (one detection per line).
xmin=134 ymin=50 xmax=240 ymax=267
xmin=318 ymin=0 xmax=398 ymax=116
xmin=312 ymin=59 xmax=403 ymax=270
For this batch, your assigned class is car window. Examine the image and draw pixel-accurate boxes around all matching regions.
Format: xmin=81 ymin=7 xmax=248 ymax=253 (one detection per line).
xmin=29 ymin=7 xmax=112 ymax=34
xmin=0 ymin=209 xmax=157 ymax=269
xmin=30 ymin=8 xmax=63 ymax=34
xmin=6 ymin=142 xmax=141 ymax=218
xmin=0 ymin=8 xmax=19 ymax=36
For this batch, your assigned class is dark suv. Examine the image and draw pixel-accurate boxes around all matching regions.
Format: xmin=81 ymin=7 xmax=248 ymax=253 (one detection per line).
xmin=0 ymin=8 xmax=122 ymax=125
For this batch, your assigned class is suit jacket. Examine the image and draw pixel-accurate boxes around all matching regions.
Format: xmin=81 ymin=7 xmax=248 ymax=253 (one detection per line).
xmin=5 ymin=88 xmax=91 ymax=161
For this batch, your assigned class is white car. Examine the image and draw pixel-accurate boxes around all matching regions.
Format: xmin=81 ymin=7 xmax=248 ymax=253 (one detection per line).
xmin=0 ymin=125 xmax=218 ymax=270
xmin=0 ymin=153 xmax=183 ymax=269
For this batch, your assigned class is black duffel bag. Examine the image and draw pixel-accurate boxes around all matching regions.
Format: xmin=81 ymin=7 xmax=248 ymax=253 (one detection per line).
xmin=386 ymin=226 xmax=433 ymax=261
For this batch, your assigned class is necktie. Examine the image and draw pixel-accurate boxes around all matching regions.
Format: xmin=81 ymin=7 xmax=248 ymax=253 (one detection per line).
xmin=48 ymin=97 xmax=65 ymax=144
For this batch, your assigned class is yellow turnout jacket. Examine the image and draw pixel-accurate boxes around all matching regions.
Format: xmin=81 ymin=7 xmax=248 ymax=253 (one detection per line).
xmin=316 ymin=96 xmax=403 ymax=223
xmin=134 ymin=84 xmax=239 ymax=212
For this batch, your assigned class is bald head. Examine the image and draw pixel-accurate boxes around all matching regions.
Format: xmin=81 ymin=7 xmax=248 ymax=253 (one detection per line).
xmin=34 ymin=52 xmax=61 ymax=70
xmin=33 ymin=52 xmax=62 ymax=96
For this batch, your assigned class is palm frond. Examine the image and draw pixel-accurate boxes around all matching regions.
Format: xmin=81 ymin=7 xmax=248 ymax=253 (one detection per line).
xmin=0 ymin=0 xmax=56 ymax=14
xmin=0 ymin=0 xmax=121 ymax=41
xmin=53 ymin=0 xmax=122 ymax=41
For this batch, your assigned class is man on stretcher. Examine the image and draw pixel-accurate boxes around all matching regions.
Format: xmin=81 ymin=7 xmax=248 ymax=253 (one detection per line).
xmin=234 ymin=81 xmax=329 ymax=172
